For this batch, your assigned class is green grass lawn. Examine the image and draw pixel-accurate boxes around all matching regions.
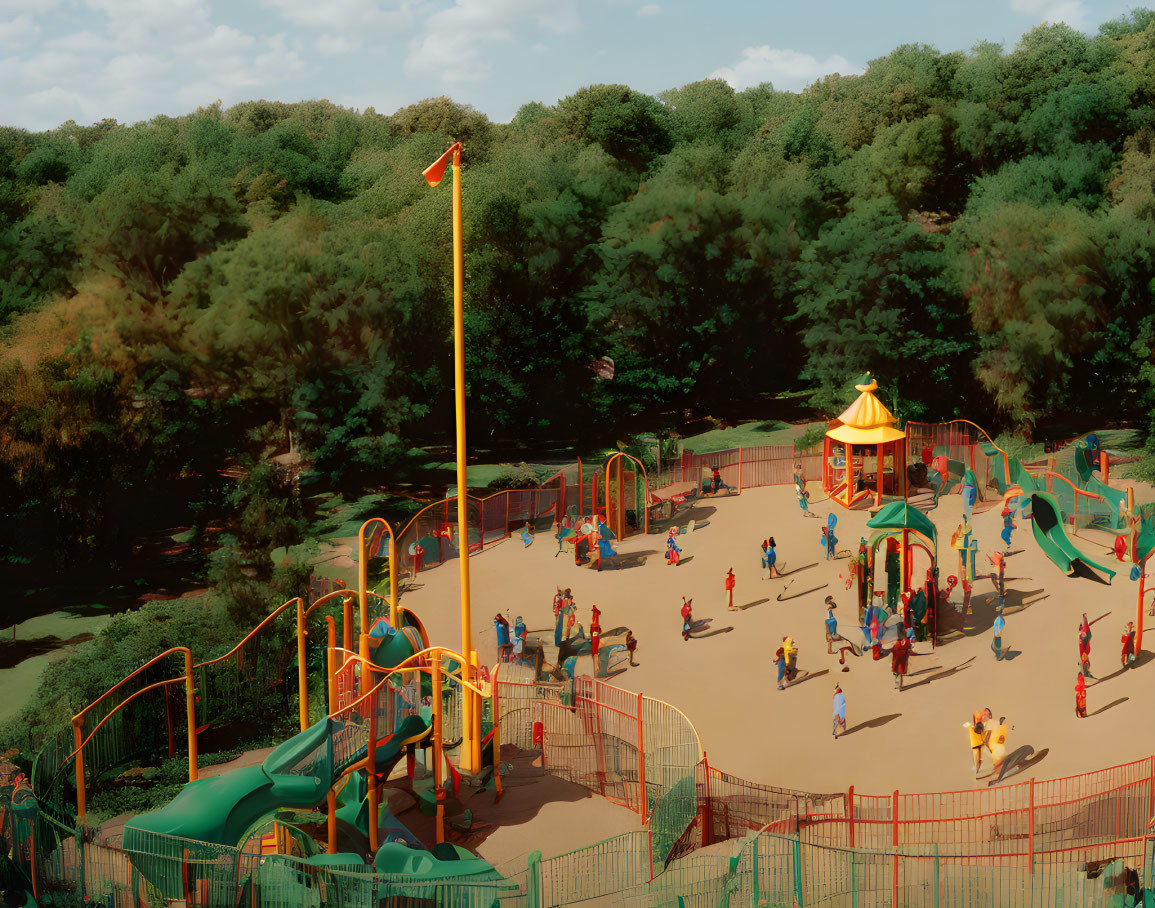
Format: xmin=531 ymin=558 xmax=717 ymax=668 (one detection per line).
xmin=681 ymin=420 xmax=823 ymax=454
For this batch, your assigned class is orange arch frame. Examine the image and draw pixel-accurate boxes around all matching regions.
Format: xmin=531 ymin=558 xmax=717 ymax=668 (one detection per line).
xmin=604 ymin=452 xmax=650 ymax=537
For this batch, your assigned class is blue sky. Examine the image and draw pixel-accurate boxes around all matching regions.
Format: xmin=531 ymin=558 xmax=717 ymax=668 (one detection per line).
xmin=0 ymin=0 xmax=1140 ymax=132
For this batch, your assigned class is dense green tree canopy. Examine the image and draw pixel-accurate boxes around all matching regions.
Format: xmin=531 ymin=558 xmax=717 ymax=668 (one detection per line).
xmin=4 ymin=11 xmax=1155 ymax=576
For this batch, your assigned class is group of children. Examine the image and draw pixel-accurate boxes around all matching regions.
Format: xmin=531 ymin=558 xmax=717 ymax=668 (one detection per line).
xmin=1074 ymin=611 xmax=1139 ymax=717
xmin=494 ymin=612 xmax=527 ymax=663
xmin=963 ymin=707 xmax=1011 ymax=777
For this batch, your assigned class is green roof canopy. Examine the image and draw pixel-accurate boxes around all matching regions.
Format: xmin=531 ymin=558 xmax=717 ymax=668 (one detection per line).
xmin=866 ymin=500 xmax=937 ymax=548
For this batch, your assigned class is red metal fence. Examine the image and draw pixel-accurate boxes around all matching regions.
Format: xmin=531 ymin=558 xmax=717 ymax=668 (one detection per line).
xmin=498 ymin=671 xmax=1155 ymax=886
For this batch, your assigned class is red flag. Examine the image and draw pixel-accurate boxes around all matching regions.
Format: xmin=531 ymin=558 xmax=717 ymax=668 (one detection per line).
xmin=423 ymin=142 xmax=462 ymax=187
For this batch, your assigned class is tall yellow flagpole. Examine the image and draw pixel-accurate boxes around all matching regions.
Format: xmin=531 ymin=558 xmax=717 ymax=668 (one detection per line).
xmin=451 ymin=145 xmax=480 ymax=772
xmin=423 ymin=141 xmax=479 ymax=774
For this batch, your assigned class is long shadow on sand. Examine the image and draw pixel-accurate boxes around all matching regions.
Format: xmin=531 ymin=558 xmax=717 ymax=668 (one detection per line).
xmin=390 ymin=744 xmax=618 ymax=853
xmin=785 ymin=668 xmax=829 ymax=688
xmin=598 ymin=550 xmax=659 ymax=570
xmin=843 ymin=713 xmax=901 ymax=736
xmin=937 ymin=588 xmax=1046 ymax=640
xmin=902 ymin=657 xmax=975 ymax=691
xmin=690 ymin=625 xmax=734 ymax=638
xmin=1089 ymin=697 xmax=1129 ymax=717
xmin=735 ymin=598 xmax=772 ymax=611
xmin=1087 ymin=653 xmax=1150 ymax=684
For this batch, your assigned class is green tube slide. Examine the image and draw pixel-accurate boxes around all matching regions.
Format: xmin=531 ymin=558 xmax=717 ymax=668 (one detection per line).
xmin=1030 ymin=492 xmax=1116 ymax=584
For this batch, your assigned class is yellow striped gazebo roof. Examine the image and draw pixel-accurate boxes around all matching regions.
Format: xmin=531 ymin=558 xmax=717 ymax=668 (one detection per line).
xmin=825 ymin=374 xmax=905 ymax=445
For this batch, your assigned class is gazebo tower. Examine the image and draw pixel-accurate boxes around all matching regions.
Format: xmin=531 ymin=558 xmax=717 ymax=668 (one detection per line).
xmin=822 ymin=374 xmax=908 ymax=509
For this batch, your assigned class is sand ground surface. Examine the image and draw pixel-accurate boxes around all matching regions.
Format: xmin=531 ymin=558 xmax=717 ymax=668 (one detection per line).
xmin=406 ymin=480 xmax=1155 ymax=805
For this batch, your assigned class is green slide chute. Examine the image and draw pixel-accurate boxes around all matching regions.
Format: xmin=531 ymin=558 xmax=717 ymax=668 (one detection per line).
xmin=1030 ymin=491 xmax=1116 ymax=583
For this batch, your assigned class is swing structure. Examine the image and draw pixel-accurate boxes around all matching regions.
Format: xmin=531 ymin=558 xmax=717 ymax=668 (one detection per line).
xmin=822 ymin=374 xmax=908 ymax=509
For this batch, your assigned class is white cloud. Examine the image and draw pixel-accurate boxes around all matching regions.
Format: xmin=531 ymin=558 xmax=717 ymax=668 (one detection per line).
xmin=260 ymin=0 xmax=416 ymax=32
xmin=316 ymin=33 xmax=363 ymax=55
xmin=405 ymin=0 xmax=579 ymax=84
xmin=0 ymin=15 xmax=40 ymax=47
xmin=1010 ymin=0 xmax=1089 ymax=29
xmin=0 ymin=0 xmax=59 ymax=12
xmin=710 ymin=46 xmax=862 ymax=92
xmin=637 ymin=3 xmax=659 ymax=16
xmin=0 ymin=0 xmax=307 ymax=130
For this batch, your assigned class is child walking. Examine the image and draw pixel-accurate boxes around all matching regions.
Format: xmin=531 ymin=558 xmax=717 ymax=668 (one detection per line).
xmin=725 ymin=568 xmax=737 ymax=610
xmin=832 ymin=685 xmax=847 ymax=738
xmin=824 ymin=597 xmax=839 ymax=653
xmin=763 ymin=538 xmax=782 ymax=579
xmin=681 ymin=597 xmax=693 ymax=641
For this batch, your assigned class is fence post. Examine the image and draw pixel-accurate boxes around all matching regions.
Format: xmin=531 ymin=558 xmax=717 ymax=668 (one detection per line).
xmin=891 ymin=789 xmax=899 ymax=908
xmin=702 ymin=752 xmax=713 ymax=847
xmin=636 ymin=691 xmax=646 ymax=816
xmin=848 ymin=785 xmax=855 ymax=848
xmin=849 ymin=847 xmax=858 ymax=908
xmin=1028 ymin=777 xmax=1035 ymax=875
xmin=752 ymin=833 xmax=760 ymax=905
xmin=932 ymin=842 xmax=940 ymax=908
xmin=792 ymin=835 xmax=804 ymax=907
xmin=1148 ymin=756 xmax=1155 ymax=824
xmin=738 ymin=447 xmax=743 ymax=493
xmin=526 ymin=849 xmax=542 ymax=908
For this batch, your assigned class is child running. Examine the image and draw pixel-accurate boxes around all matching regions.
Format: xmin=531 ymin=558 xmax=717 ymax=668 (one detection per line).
xmin=987 ymin=717 xmax=1010 ymax=777
xmin=832 ymin=685 xmax=847 ymax=738
xmin=987 ymin=551 xmax=1006 ymax=604
xmin=763 ymin=537 xmax=782 ymax=579
xmin=1122 ymin=621 xmax=1137 ymax=670
xmin=1075 ymin=670 xmax=1087 ymax=718
xmin=782 ymin=635 xmax=798 ymax=683
xmin=890 ymin=632 xmax=911 ymax=690
xmin=824 ymin=597 xmax=839 ymax=653
xmin=494 ymin=613 xmax=511 ymax=662
xmin=1000 ymin=501 xmax=1017 ymax=551
xmin=964 ymin=708 xmax=993 ymax=776
xmin=681 ymin=597 xmax=693 ymax=641
xmin=773 ymin=644 xmax=787 ymax=690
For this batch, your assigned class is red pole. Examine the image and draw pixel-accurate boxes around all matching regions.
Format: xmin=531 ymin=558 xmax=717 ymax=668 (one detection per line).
xmin=892 ymin=789 xmax=899 ymax=908
xmin=702 ymin=751 xmax=713 ymax=846
xmin=848 ymin=785 xmax=855 ymax=847
xmin=1028 ymin=778 xmax=1035 ymax=874
xmin=636 ymin=692 xmax=646 ymax=817
xmin=1148 ymin=756 xmax=1154 ymax=824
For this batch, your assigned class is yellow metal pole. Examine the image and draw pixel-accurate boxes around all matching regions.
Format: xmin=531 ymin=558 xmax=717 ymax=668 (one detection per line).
xmin=343 ymin=594 xmax=353 ymax=655
xmin=73 ymin=718 xmax=86 ymax=820
xmin=432 ymin=651 xmax=445 ymax=844
xmin=185 ymin=650 xmax=198 ymax=781
xmin=451 ymin=146 xmax=479 ymax=774
xmin=471 ymin=649 xmax=482 ymax=770
xmin=389 ymin=528 xmax=398 ymax=629
xmin=359 ymin=634 xmax=372 ymax=696
xmin=297 ymin=597 xmax=309 ymax=731
xmin=368 ymin=685 xmax=379 ymax=853
xmin=326 ymin=617 xmax=337 ymax=712
xmin=358 ymin=524 xmax=370 ymax=653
